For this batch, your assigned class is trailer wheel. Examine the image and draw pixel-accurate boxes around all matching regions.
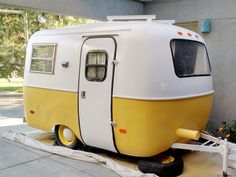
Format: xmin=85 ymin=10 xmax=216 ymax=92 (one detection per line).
xmin=138 ymin=151 xmax=184 ymax=177
xmin=55 ymin=125 xmax=82 ymax=149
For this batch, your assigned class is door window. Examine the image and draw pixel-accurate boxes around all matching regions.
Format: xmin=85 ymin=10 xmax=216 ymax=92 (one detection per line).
xmin=85 ymin=51 xmax=107 ymax=82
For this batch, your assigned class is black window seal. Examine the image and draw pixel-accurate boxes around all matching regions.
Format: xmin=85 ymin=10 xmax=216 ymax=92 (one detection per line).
xmin=170 ymin=39 xmax=211 ymax=78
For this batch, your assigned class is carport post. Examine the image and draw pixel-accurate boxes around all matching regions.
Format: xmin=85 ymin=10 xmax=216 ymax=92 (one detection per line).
xmin=222 ymin=139 xmax=229 ymax=177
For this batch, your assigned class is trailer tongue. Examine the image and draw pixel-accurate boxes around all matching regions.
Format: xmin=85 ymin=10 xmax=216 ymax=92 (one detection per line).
xmin=172 ymin=132 xmax=236 ymax=177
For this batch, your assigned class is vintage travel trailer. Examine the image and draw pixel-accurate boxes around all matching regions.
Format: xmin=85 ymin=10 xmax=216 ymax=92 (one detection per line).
xmin=23 ymin=16 xmax=213 ymax=158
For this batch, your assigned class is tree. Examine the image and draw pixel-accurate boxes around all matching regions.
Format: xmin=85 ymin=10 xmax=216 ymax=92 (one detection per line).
xmin=0 ymin=11 xmax=25 ymax=78
xmin=0 ymin=8 xmax=87 ymax=78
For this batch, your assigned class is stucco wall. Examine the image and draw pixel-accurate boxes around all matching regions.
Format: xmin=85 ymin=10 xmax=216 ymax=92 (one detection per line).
xmin=0 ymin=0 xmax=143 ymax=20
xmin=144 ymin=0 xmax=236 ymax=130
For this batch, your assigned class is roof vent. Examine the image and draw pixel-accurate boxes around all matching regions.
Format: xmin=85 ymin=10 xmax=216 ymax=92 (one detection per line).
xmin=152 ymin=20 xmax=175 ymax=25
xmin=107 ymin=15 xmax=156 ymax=22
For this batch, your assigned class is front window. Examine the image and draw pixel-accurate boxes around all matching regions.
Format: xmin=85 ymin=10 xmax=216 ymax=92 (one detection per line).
xmin=170 ymin=39 xmax=211 ymax=77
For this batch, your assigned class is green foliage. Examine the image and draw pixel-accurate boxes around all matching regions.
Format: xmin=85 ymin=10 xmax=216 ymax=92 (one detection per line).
xmin=217 ymin=121 xmax=236 ymax=143
xmin=0 ymin=86 xmax=22 ymax=91
xmin=0 ymin=8 xmax=87 ymax=78
xmin=0 ymin=12 xmax=24 ymax=78
xmin=0 ymin=78 xmax=23 ymax=91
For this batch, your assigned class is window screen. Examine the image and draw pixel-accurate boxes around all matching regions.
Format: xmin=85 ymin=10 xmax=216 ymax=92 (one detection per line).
xmin=170 ymin=40 xmax=211 ymax=77
xmin=30 ymin=44 xmax=56 ymax=74
xmin=85 ymin=51 xmax=107 ymax=82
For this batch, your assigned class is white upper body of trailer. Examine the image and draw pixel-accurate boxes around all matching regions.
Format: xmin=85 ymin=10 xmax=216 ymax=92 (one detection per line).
xmin=24 ymin=15 xmax=213 ymax=100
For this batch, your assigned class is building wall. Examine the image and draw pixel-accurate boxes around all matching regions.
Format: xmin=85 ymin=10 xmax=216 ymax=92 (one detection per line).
xmin=0 ymin=0 xmax=143 ymax=20
xmin=144 ymin=0 xmax=236 ymax=130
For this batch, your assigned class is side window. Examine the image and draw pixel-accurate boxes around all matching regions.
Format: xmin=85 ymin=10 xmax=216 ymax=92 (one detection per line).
xmin=30 ymin=44 xmax=57 ymax=74
xmin=85 ymin=51 xmax=108 ymax=82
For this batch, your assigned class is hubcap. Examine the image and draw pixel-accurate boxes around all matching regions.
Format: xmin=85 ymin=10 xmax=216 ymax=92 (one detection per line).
xmin=63 ymin=128 xmax=73 ymax=142
xmin=58 ymin=125 xmax=75 ymax=146
xmin=161 ymin=155 xmax=175 ymax=164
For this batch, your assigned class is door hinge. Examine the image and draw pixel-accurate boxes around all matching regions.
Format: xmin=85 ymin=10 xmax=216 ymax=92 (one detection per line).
xmin=112 ymin=60 xmax=119 ymax=65
xmin=109 ymin=121 xmax=116 ymax=126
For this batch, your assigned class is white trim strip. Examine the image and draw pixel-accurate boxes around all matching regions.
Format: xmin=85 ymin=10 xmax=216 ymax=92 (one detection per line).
xmin=33 ymin=29 xmax=132 ymax=36
xmin=113 ymin=91 xmax=214 ymax=100
xmin=23 ymin=85 xmax=214 ymax=100
xmin=23 ymin=85 xmax=77 ymax=93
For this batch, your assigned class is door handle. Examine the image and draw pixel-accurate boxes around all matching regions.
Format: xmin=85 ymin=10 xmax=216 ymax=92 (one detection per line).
xmin=81 ymin=91 xmax=86 ymax=99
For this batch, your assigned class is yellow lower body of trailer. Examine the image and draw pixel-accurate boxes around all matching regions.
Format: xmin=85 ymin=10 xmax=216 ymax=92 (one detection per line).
xmin=112 ymin=94 xmax=213 ymax=157
xmin=24 ymin=86 xmax=213 ymax=157
xmin=23 ymin=86 xmax=82 ymax=140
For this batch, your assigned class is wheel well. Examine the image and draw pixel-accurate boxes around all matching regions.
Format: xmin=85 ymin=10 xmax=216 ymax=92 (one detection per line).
xmin=54 ymin=124 xmax=83 ymax=144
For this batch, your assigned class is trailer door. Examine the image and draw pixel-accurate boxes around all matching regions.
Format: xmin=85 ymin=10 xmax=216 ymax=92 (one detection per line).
xmin=79 ymin=37 xmax=117 ymax=152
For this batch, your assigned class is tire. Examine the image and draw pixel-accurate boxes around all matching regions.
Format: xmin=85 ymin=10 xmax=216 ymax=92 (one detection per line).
xmin=54 ymin=125 xmax=83 ymax=149
xmin=138 ymin=151 xmax=184 ymax=177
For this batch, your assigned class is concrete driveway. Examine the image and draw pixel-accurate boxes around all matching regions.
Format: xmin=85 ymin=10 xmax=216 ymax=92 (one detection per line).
xmin=0 ymin=137 xmax=119 ymax=177
xmin=0 ymin=91 xmax=120 ymax=177
xmin=0 ymin=91 xmax=34 ymax=134
xmin=0 ymin=91 xmax=23 ymax=119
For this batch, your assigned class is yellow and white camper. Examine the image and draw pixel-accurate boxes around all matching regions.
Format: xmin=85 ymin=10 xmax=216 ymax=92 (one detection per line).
xmin=24 ymin=16 xmax=213 ymax=157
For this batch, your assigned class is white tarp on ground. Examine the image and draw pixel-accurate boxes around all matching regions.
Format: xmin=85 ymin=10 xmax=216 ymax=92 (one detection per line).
xmin=2 ymin=132 xmax=157 ymax=177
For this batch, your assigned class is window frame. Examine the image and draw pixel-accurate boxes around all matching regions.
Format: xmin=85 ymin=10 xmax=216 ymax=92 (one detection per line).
xmin=85 ymin=50 xmax=108 ymax=82
xmin=170 ymin=39 xmax=211 ymax=78
xmin=30 ymin=43 xmax=57 ymax=74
